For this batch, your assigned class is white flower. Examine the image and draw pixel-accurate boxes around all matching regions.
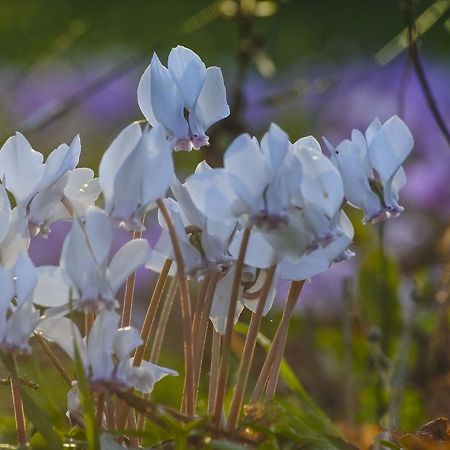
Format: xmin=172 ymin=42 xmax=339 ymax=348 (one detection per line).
xmin=0 ymin=185 xmax=29 ymax=267
xmin=99 ymin=123 xmax=173 ymax=229
xmin=327 ymin=115 xmax=413 ymax=223
xmin=293 ymin=136 xmax=344 ymax=248
xmin=186 ymin=123 xmax=302 ymax=229
xmin=0 ymin=132 xmax=100 ymax=235
xmin=33 ymin=207 xmax=151 ymax=312
xmin=138 ymin=46 xmax=230 ymax=151
xmin=147 ymin=169 xmax=236 ymax=277
xmin=38 ymin=310 xmax=177 ymax=393
xmin=0 ymin=253 xmax=39 ymax=353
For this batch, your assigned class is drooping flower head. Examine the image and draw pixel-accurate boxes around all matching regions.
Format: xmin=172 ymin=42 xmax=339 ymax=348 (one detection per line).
xmin=99 ymin=123 xmax=173 ymax=229
xmin=138 ymin=46 xmax=230 ymax=151
xmin=327 ymin=115 xmax=413 ymax=223
xmin=38 ymin=310 xmax=177 ymax=393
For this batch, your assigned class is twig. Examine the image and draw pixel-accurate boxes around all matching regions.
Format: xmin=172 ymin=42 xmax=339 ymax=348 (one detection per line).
xmin=156 ymin=199 xmax=195 ymax=416
xmin=212 ymin=227 xmax=251 ymax=427
xmin=404 ymin=0 xmax=450 ymax=148
xmin=227 ymin=266 xmax=276 ymax=431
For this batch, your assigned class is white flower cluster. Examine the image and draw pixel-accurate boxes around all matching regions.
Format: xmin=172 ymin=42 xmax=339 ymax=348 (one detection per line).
xmin=0 ymin=46 xmax=413 ymax=393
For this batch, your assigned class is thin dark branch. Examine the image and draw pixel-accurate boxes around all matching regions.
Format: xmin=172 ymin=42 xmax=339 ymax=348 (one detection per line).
xmin=404 ymin=0 xmax=450 ymax=149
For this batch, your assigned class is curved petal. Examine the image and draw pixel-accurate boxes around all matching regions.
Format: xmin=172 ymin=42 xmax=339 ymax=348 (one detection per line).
xmin=33 ymin=266 xmax=72 ymax=307
xmin=297 ymin=146 xmax=343 ymax=219
xmin=113 ymin=327 xmax=142 ymax=360
xmin=108 ymin=239 xmax=151 ymax=293
xmin=185 ymin=169 xmax=237 ymax=222
xmin=189 ymin=66 xmax=229 ymax=134
xmin=99 ymin=123 xmax=142 ymax=208
xmin=230 ymin=229 xmax=278 ymax=269
xmin=129 ymin=360 xmax=178 ymax=393
xmin=150 ymin=53 xmax=188 ymax=142
xmin=137 ymin=62 xmax=159 ymax=126
xmin=260 ymin=123 xmax=290 ymax=174
xmin=13 ymin=253 xmax=37 ymax=303
xmin=86 ymin=207 xmax=112 ymax=267
xmin=167 ymin=46 xmax=206 ymax=109
xmin=0 ymin=132 xmax=45 ymax=204
xmin=367 ymin=115 xmax=413 ymax=184
xmin=209 ymin=265 xmax=244 ymax=334
xmin=223 ymin=134 xmax=269 ymax=208
xmin=41 ymin=135 xmax=81 ymax=190
xmin=37 ymin=316 xmax=84 ymax=361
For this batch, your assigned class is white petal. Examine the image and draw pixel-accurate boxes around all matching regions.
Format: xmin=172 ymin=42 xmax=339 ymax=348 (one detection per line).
xmin=37 ymin=316 xmax=84 ymax=361
xmin=209 ymin=265 xmax=244 ymax=334
xmin=137 ymin=63 xmax=159 ymax=126
xmin=260 ymin=123 xmax=290 ymax=174
xmin=113 ymin=327 xmax=142 ymax=360
xmin=150 ymin=53 xmax=188 ymax=142
xmin=167 ymin=46 xmax=206 ymax=109
xmin=279 ymin=250 xmax=329 ymax=281
xmin=230 ymin=229 xmax=278 ymax=269
xmin=223 ymin=134 xmax=269 ymax=209
xmin=294 ymin=135 xmax=322 ymax=153
xmin=13 ymin=253 xmax=37 ymax=302
xmin=33 ymin=266 xmax=71 ymax=307
xmin=189 ymin=66 xmax=229 ymax=132
xmin=0 ymin=132 xmax=45 ymax=204
xmin=40 ymin=135 xmax=81 ymax=190
xmin=0 ymin=184 xmax=12 ymax=244
xmin=108 ymin=239 xmax=151 ymax=293
xmin=129 ymin=360 xmax=178 ymax=393
xmin=297 ymin=146 xmax=343 ymax=218
xmin=99 ymin=123 xmax=142 ymax=208
xmin=367 ymin=115 xmax=413 ymax=184
xmin=0 ymin=206 xmax=30 ymax=267
xmin=85 ymin=207 xmax=112 ymax=267
xmin=185 ymin=169 xmax=238 ymax=222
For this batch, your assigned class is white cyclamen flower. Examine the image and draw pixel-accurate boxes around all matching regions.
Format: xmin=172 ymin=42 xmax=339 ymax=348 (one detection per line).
xmin=33 ymin=207 xmax=151 ymax=312
xmin=99 ymin=123 xmax=173 ymax=229
xmin=138 ymin=45 xmax=230 ymax=151
xmin=186 ymin=123 xmax=302 ymax=229
xmin=0 ymin=185 xmax=29 ymax=267
xmin=148 ymin=170 xmax=236 ymax=277
xmin=0 ymin=253 xmax=39 ymax=353
xmin=327 ymin=115 xmax=413 ymax=223
xmin=38 ymin=310 xmax=177 ymax=393
xmin=0 ymin=132 xmax=95 ymax=235
xmin=293 ymin=135 xmax=344 ymax=248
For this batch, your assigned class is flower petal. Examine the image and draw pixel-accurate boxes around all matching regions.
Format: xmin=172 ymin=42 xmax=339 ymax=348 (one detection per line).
xmin=108 ymin=239 xmax=151 ymax=294
xmin=167 ymin=45 xmax=206 ymax=109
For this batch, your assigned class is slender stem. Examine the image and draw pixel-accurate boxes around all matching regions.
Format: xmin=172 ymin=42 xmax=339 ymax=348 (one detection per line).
xmin=156 ymin=199 xmax=195 ymax=416
xmin=193 ymin=272 xmax=219 ymax=408
xmin=121 ymin=220 xmax=145 ymax=328
xmin=265 ymin=281 xmax=304 ymax=400
xmin=84 ymin=311 xmax=94 ymax=337
xmin=105 ymin=394 xmax=116 ymax=430
xmin=250 ymin=281 xmax=304 ymax=403
xmin=191 ymin=274 xmax=213 ymax=348
xmin=150 ymin=277 xmax=178 ymax=363
xmin=10 ymin=355 xmax=27 ymax=449
xmin=212 ymin=227 xmax=251 ymax=427
xmin=227 ymin=266 xmax=276 ymax=431
xmin=133 ymin=259 xmax=172 ymax=367
xmin=33 ymin=332 xmax=72 ymax=386
xmin=96 ymin=392 xmax=105 ymax=428
xmin=208 ymin=330 xmax=222 ymax=417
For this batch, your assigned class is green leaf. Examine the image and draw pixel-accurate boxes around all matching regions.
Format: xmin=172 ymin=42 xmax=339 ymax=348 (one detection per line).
xmin=0 ymin=351 xmax=63 ymax=449
xmin=73 ymin=339 xmax=100 ymax=450
xmin=377 ymin=439 xmax=402 ymax=450
xmin=204 ymin=440 xmax=248 ymax=450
